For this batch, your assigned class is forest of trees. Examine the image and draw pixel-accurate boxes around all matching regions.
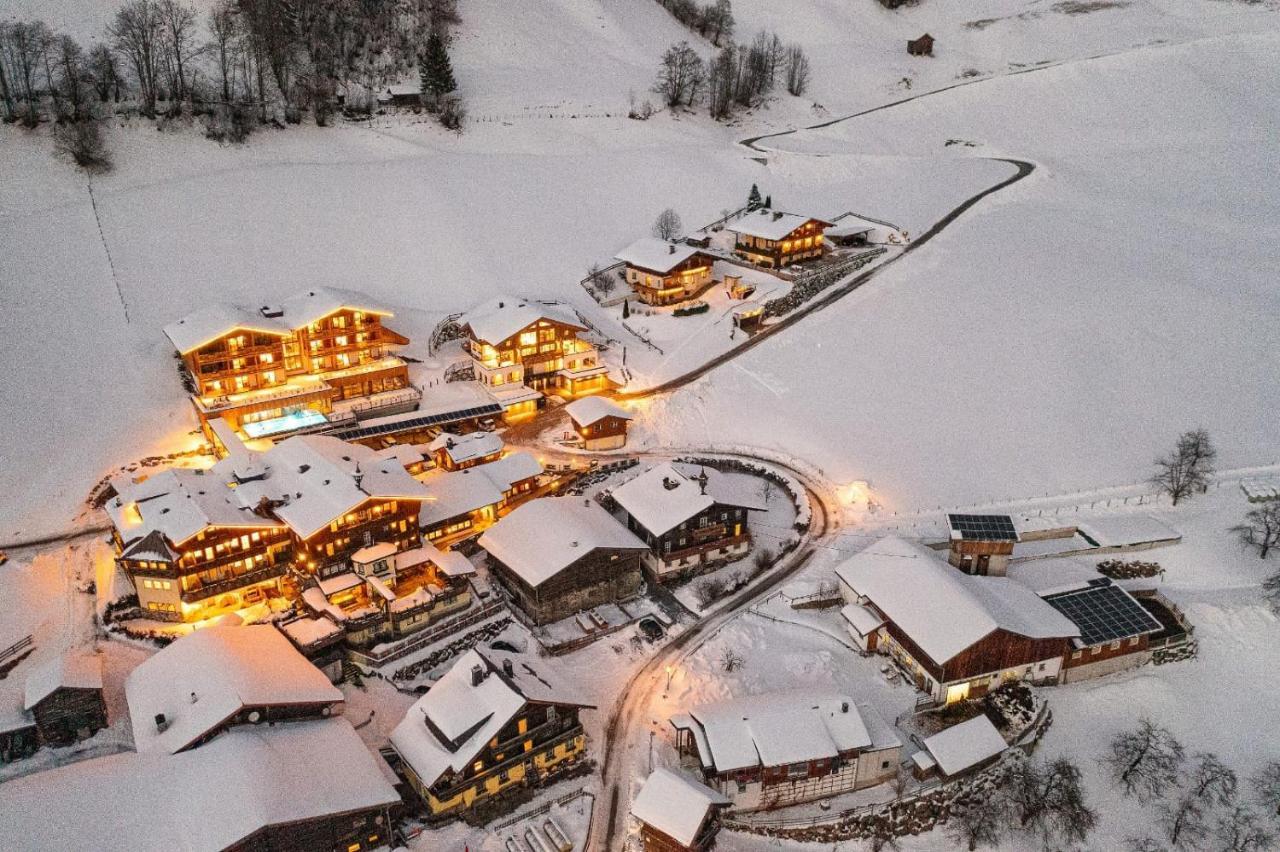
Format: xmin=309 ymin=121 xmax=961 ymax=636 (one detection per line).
xmin=654 ymin=29 xmax=810 ymax=120
xmin=0 ymin=0 xmax=463 ymax=155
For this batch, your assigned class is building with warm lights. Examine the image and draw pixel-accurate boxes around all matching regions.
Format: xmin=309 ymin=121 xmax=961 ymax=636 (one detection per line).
xmin=614 ymin=238 xmax=716 ymax=306
xmin=565 ymin=396 xmax=633 ymax=451
xmin=389 ymin=649 xmax=592 ymax=819
xmin=163 ymin=287 xmax=419 ymax=444
xmin=726 ymin=210 xmax=832 ymax=269
xmin=631 ymin=768 xmax=731 ymax=852
xmin=463 ymin=297 xmax=612 ymax=419
xmin=429 ymin=430 xmax=505 ymax=471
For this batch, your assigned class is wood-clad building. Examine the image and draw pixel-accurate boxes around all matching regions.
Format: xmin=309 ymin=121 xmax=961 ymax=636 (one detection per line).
xmin=565 ymin=396 xmax=634 ymax=451
xmin=479 ymin=497 xmax=647 ymax=625
xmin=947 ymin=514 xmax=1019 ymax=576
xmin=22 ymin=654 xmax=107 ymax=748
xmin=726 ymin=209 xmax=832 ymax=269
xmin=615 ymin=238 xmax=716 ymax=306
xmin=463 ymin=297 xmax=612 ymax=420
xmin=390 ymin=650 xmax=593 ymax=819
xmin=428 ymin=430 xmax=504 ymax=471
xmin=908 ymin=33 xmax=935 ymax=56
xmin=837 ymin=537 xmax=1079 ymax=705
xmin=632 ymin=768 xmax=731 ymax=852
xmin=669 ymin=692 xmax=901 ymax=812
xmin=611 ymin=462 xmax=765 ymax=582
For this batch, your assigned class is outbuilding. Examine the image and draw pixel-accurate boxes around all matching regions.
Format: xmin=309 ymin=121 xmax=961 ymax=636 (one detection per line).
xmin=908 ymin=34 xmax=935 ymax=56
xmin=565 ymin=396 xmax=633 ymax=450
xmin=632 ymin=768 xmax=731 ymax=852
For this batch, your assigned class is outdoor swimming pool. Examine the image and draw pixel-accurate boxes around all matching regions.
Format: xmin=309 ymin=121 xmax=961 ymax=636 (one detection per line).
xmin=242 ymin=408 xmax=329 ymax=439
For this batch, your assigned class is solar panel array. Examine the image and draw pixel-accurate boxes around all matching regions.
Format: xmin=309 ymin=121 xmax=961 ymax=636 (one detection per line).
xmin=947 ymin=514 xmax=1018 ymax=541
xmin=1044 ymin=583 xmax=1163 ymax=646
xmin=330 ymin=404 xmax=504 ymax=442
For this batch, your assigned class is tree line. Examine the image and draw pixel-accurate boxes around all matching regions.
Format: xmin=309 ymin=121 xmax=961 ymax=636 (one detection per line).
xmin=654 ymin=30 xmax=810 ymax=122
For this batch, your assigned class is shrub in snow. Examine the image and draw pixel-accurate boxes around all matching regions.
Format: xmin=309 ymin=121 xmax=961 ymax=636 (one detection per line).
xmin=1233 ymin=502 xmax=1280 ymax=561
xmin=52 ymin=119 xmax=112 ymax=172
xmin=673 ymin=301 xmax=709 ymax=317
xmin=1097 ymin=558 xmax=1164 ymax=579
xmin=1104 ymin=717 xmax=1186 ymax=801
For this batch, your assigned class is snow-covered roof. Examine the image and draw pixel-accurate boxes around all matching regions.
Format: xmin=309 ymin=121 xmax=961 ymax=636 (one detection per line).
xmin=612 ymin=462 xmax=765 ymax=537
xmin=125 ymin=625 xmax=342 ymax=755
xmin=23 ymin=652 xmax=103 ymax=711
xmin=398 ymin=542 xmax=477 ymax=577
xmin=351 ymin=542 xmax=397 ymax=564
xmin=1076 ymin=514 xmax=1181 ymax=548
xmin=834 ymin=537 xmax=1079 ymax=665
xmin=1006 ymin=558 xmax=1104 ymax=596
xmin=163 ymin=303 xmax=292 ymax=354
xmin=317 ymin=572 xmax=363 ymax=596
xmin=678 ymin=692 xmax=893 ymax=773
xmin=841 ymin=603 xmax=886 ymax=637
xmin=631 ymin=768 xmax=730 ymax=846
xmin=429 ymin=430 xmax=504 ymax=465
xmin=922 ymin=714 xmax=1007 ymax=777
xmin=464 ymin=296 xmax=585 ymax=345
xmin=279 ymin=617 xmax=343 ymax=648
xmin=614 ymin=238 xmax=709 ymax=274
xmin=726 ymin=209 xmax=830 ymax=241
xmin=0 ymin=718 xmax=399 ymax=852
xmin=415 ymin=451 xmax=542 ymax=526
xmin=390 ymin=649 xmax=590 ymax=789
xmin=107 ymin=467 xmax=285 ymax=551
xmin=278 ymin=286 xmax=394 ymax=328
xmin=478 ymin=497 xmax=646 ymax=588
xmin=565 ymin=395 xmax=633 ymax=427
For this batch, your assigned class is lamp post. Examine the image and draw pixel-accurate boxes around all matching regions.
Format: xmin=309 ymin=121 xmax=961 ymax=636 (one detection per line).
xmin=664 ymin=664 xmax=674 ymax=695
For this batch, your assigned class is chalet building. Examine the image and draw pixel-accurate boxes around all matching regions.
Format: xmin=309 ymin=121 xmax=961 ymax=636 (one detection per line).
xmin=106 ymin=434 xmax=432 ymax=623
xmin=615 ymin=238 xmax=716 ymax=306
xmin=463 ymin=297 xmax=612 ymax=420
xmin=416 ymin=451 xmax=544 ymax=543
xmin=911 ymin=714 xmax=1006 ymax=781
xmin=908 ymin=33 xmax=935 ymax=56
xmin=22 ymin=653 xmax=107 ymax=748
xmin=279 ymin=615 xmax=347 ymax=682
xmin=125 ymin=625 xmax=343 ymax=755
xmin=0 ymin=717 xmax=401 ymax=852
xmin=163 ymin=287 xmax=417 ymax=444
xmin=670 ymin=692 xmax=901 ymax=812
xmin=479 ymin=497 xmax=647 ymax=625
xmin=612 ymin=462 xmax=765 ymax=582
xmin=836 ymin=537 xmax=1080 ymax=705
xmin=377 ymin=83 xmax=423 ymax=107
xmin=565 ymin=396 xmax=633 ymax=451
xmin=631 ymin=768 xmax=731 ymax=852
xmin=947 ymin=514 xmax=1019 ymax=576
xmin=726 ymin=210 xmax=832 ymax=269
xmin=390 ymin=649 xmax=593 ymax=819
xmin=1006 ymin=561 xmax=1164 ymax=683
xmin=429 ymin=430 xmax=504 ymax=470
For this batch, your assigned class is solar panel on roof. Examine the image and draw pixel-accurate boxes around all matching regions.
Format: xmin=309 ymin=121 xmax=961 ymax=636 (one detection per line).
xmin=947 ymin=514 xmax=1018 ymax=541
xmin=329 ymin=404 xmax=503 ymax=441
xmin=1043 ymin=583 xmax=1163 ymax=646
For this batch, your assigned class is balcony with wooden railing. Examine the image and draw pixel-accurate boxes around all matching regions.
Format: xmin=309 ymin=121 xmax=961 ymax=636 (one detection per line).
xmin=180 ymin=562 xmax=288 ymax=602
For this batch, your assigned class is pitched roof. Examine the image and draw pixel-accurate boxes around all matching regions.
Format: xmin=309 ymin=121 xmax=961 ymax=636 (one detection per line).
xmin=631 ymin=768 xmax=730 ymax=846
xmin=277 ymin=286 xmax=394 ymax=328
xmin=162 ymin=303 xmax=292 ymax=354
xmin=1042 ymin=580 xmax=1163 ymax=647
xmin=23 ymin=653 xmax=103 ymax=710
xmin=726 ymin=209 xmax=831 ymax=242
xmin=428 ymin=430 xmax=504 ymax=465
xmin=125 ymin=625 xmax=342 ymax=755
xmin=565 ymin=395 xmax=633 ymax=427
xmin=922 ymin=715 xmax=1007 ymax=776
xmin=614 ymin=238 xmax=709 ymax=274
xmin=479 ymin=497 xmax=646 ymax=588
xmin=390 ymin=649 xmax=590 ymax=789
xmin=106 ymin=468 xmax=283 ymax=551
xmin=464 ymin=296 xmax=585 ymax=345
xmin=0 ymin=718 xmax=399 ymax=852
xmin=416 ymin=452 xmax=542 ymax=526
xmin=612 ymin=462 xmax=764 ymax=537
xmin=835 ymin=537 xmax=1078 ymax=665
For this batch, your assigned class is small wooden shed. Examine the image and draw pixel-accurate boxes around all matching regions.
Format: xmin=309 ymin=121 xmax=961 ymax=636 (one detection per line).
xmin=908 ymin=33 xmax=935 ymax=57
xmin=23 ymin=653 xmax=107 ymax=747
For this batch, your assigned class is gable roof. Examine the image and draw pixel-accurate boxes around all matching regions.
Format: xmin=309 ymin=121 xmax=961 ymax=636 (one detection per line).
xmin=125 ymin=625 xmax=342 ymax=755
xmin=565 ymin=396 xmax=633 ymax=428
xmin=631 ymin=768 xmax=730 ymax=846
xmin=428 ymin=430 xmax=504 ymax=465
xmin=106 ymin=468 xmax=284 ymax=551
xmin=922 ymin=715 xmax=1006 ymax=776
xmin=614 ymin=238 xmax=709 ymax=274
xmin=1041 ymin=580 xmax=1163 ymax=647
xmin=612 ymin=462 xmax=765 ymax=537
xmin=277 ymin=286 xmax=394 ymax=328
xmin=834 ymin=537 xmax=1079 ymax=665
xmin=23 ymin=653 xmax=103 ymax=711
xmin=390 ymin=649 xmax=590 ymax=789
xmin=0 ymin=718 xmax=398 ymax=852
xmin=726 ymin=210 xmax=831 ymax=242
xmin=464 ymin=296 xmax=585 ymax=345
xmin=416 ymin=452 xmax=543 ymax=526
xmin=478 ymin=497 xmax=646 ymax=588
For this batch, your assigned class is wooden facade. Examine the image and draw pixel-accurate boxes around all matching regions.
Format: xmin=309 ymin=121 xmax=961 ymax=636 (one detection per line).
xmin=640 ymin=820 xmax=723 ymax=852
xmin=948 ymin=538 xmax=1016 ymax=577
xmin=626 ymin=252 xmax=714 ymax=306
xmin=732 ymin=218 xmax=830 ymax=269
xmin=297 ymin=497 xmax=422 ymax=579
xmin=29 ymin=686 xmax=107 ymax=748
xmin=223 ymin=805 xmax=392 ymax=852
xmin=468 ymin=317 xmax=610 ymax=404
xmin=490 ymin=547 xmax=643 ymax=625
xmin=626 ymin=503 xmax=751 ymax=582
xmin=572 ymin=413 xmax=631 ymax=451
xmin=908 ymin=34 xmax=935 ymax=56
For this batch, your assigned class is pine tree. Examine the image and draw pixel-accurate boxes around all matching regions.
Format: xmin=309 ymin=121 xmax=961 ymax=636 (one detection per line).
xmin=622 ymin=299 xmax=630 ymax=319
xmin=764 ymin=194 xmax=772 ymax=208
xmin=747 ymin=183 xmax=762 ymax=211
xmin=419 ymin=30 xmax=457 ymax=104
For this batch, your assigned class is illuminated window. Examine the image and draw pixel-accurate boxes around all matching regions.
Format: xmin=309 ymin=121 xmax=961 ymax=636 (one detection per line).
xmin=473 ymin=760 xmax=484 ymax=772
xmin=517 ymin=718 xmax=528 ymax=735
xmin=336 ymin=335 xmax=348 ymax=347
xmin=519 ymin=331 xmax=537 ymax=346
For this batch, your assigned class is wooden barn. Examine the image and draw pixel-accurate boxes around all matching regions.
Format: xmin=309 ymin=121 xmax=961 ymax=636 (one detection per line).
xmin=836 ymin=537 xmax=1080 ymax=705
xmin=947 ymin=513 xmax=1019 ymax=576
xmin=565 ymin=396 xmax=634 ymax=451
xmin=479 ymin=497 xmax=647 ymax=625
xmin=22 ymin=653 xmax=107 ymax=748
xmin=631 ymin=768 xmax=731 ymax=852
xmin=908 ymin=33 xmax=935 ymax=56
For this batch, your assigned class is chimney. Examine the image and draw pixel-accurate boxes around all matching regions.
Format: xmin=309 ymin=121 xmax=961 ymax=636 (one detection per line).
xmin=668 ymin=243 xmax=676 ymax=254
xmin=772 ymin=211 xmax=784 ymax=221
xmin=190 ymin=691 xmax=198 ymax=704
xmin=154 ymin=713 xmax=169 ymax=732
xmin=841 ymin=701 xmax=849 ymax=714
xmin=502 ymin=659 xmax=514 ymax=678
xmin=298 ymin=464 xmax=310 ymax=474
xmin=662 ymin=477 xmax=679 ymax=491
xmin=471 ymin=664 xmax=485 ymax=686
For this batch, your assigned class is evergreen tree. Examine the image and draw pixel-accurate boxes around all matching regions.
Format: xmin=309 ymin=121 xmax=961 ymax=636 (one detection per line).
xmin=764 ymin=194 xmax=772 ymax=208
xmin=622 ymin=299 xmax=630 ymax=319
xmin=747 ymin=183 xmax=762 ymax=211
xmin=419 ymin=29 xmax=456 ymax=103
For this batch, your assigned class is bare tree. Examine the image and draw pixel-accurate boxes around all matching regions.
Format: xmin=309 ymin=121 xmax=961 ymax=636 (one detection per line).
xmin=157 ymin=0 xmax=198 ymax=106
xmin=52 ymin=119 xmax=112 ymax=172
xmin=207 ymin=1 xmax=240 ymax=103
xmin=718 ymin=646 xmax=744 ymax=672
xmin=2 ymin=20 xmax=54 ymax=123
xmin=53 ymin=34 xmax=87 ymax=119
xmin=784 ymin=43 xmax=810 ymax=96
xmin=88 ymin=43 xmax=122 ymax=103
xmin=1151 ymin=428 xmax=1216 ymax=506
xmin=1216 ymin=804 xmax=1275 ymax=852
xmin=109 ymin=0 xmax=165 ymax=117
xmin=699 ymin=0 xmax=734 ymax=46
xmin=1006 ymin=756 xmax=1097 ymax=846
xmin=752 ymin=546 xmax=775 ymax=572
xmin=1126 ymin=838 xmax=1164 ymax=852
xmin=653 ymin=41 xmax=705 ymax=108
xmin=1252 ymin=761 xmax=1280 ymax=819
xmin=1189 ymin=752 xmax=1239 ymax=808
xmin=946 ymin=794 xmax=1006 ymax=850
xmin=705 ymin=43 xmax=736 ymax=120
xmin=653 ymin=208 xmax=683 ymax=240
xmin=586 ymin=263 xmax=616 ymax=297
xmin=0 ymin=24 xmax=15 ymax=119
xmin=1234 ymin=502 xmax=1280 ymax=561
xmin=1159 ymin=792 xmax=1210 ymax=850
xmin=1104 ymin=718 xmax=1186 ymax=801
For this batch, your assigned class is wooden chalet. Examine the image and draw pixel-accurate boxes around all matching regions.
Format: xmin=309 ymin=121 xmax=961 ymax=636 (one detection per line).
xmin=836 ymin=537 xmax=1080 ymax=705
xmin=429 ymin=430 xmax=504 ymax=471
xmin=611 ymin=462 xmax=765 ymax=582
xmin=479 ymin=497 xmax=647 ymax=625
xmin=23 ymin=653 xmax=107 ymax=748
xmin=415 ymin=451 xmax=543 ymax=544
xmin=908 ymin=33 xmax=935 ymax=56
xmin=164 ymin=287 xmax=416 ymax=444
xmin=390 ymin=649 xmax=593 ymax=818
xmin=947 ymin=513 xmax=1019 ymax=576
xmin=726 ymin=209 xmax=832 ymax=269
xmin=615 ymin=238 xmax=716 ymax=306
xmin=631 ymin=768 xmax=731 ymax=852
xmin=565 ymin=396 xmax=633 ymax=451
xmin=670 ymin=692 xmax=901 ymax=812
xmin=464 ymin=297 xmax=612 ymax=420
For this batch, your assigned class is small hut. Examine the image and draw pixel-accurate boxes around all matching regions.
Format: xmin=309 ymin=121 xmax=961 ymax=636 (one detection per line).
xmin=908 ymin=34 xmax=935 ymax=56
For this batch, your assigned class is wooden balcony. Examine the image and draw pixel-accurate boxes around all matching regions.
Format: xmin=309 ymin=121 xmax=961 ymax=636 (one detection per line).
xmin=180 ymin=562 xmax=287 ymax=602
